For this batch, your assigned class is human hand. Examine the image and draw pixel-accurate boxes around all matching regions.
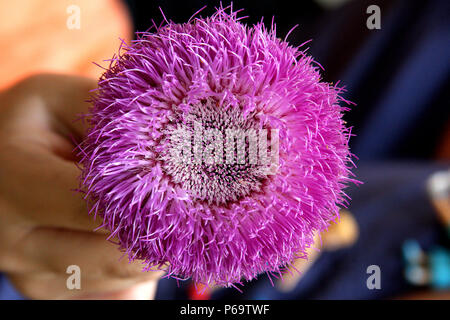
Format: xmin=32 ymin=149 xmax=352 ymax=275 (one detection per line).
xmin=0 ymin=74 xmax=163 ymax=299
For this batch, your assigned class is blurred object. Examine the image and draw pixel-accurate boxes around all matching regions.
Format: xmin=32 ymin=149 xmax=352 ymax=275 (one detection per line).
xmin=321 ymin=209 xmax=359 ymax=250
xmin=277 ymin=210 xmax=359 ymax=292
xmin=427 ymin=169 xmax=450 ymax=228
xmin=426 ymin=169 xmax=450 ymax=289
xmin=402 ymin=240 xmax=427 ymax=265
xmin=402 ymin=240 xmax=429 ymax=286
xmin=402 ymin=240 xmax=450 ymax=290
xmin=0 ymin=0 xmax=132 ymax=89
xmin=402 ymin=169 xmax=450 ymax=291
xmin=429 ymin=247 xmax=450 ymax=289
xmin=187 ymin=283 xmax=211 ymax=300
xmin=404 ymin=264 xmax=429 ymax=286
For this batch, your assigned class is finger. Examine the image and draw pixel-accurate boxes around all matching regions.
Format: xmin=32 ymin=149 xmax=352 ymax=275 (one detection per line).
xmin=15 ymin=227 xmax=164 ymax=281
xmin=0 ymin=142 xmax=105 ymax=233
xmin=22 ymin=73 xmax=96 ymax=140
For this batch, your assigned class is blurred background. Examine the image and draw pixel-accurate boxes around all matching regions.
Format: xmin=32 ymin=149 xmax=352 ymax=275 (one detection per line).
xmin=0 ymin=0 xmax=449 ymax=299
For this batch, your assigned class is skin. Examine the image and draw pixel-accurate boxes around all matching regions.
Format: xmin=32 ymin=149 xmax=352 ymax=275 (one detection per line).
xmin=0 ymin=74 xmax=163 ymax=299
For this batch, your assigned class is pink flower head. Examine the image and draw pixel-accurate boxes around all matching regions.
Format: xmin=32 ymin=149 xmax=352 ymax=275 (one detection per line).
xmin=79 ymin=7 xmax=356 ymax=288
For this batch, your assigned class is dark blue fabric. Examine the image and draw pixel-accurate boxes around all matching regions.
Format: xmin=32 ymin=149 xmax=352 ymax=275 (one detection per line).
xmin=348 ymin=1 xmax=449 ymax=160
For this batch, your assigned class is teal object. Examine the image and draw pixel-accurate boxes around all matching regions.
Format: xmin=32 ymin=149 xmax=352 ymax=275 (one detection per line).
xmin=429 ymin=247 xmax=450 ymax=289
xmin=402 ymin=240 xmax=424 ymax=264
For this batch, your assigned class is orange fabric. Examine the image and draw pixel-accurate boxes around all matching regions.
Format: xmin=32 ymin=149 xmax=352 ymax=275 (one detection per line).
xmin=0 ymin=0 xmax=132 ymax=89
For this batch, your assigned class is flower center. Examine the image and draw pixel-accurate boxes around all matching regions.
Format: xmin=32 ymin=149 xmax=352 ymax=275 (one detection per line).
xmin=161 ymin=99 xmax=273 ymax=205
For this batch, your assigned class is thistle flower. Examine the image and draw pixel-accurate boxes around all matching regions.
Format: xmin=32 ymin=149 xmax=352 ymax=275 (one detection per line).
xmin=78 ymin=7 xmax=356 ymax=288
